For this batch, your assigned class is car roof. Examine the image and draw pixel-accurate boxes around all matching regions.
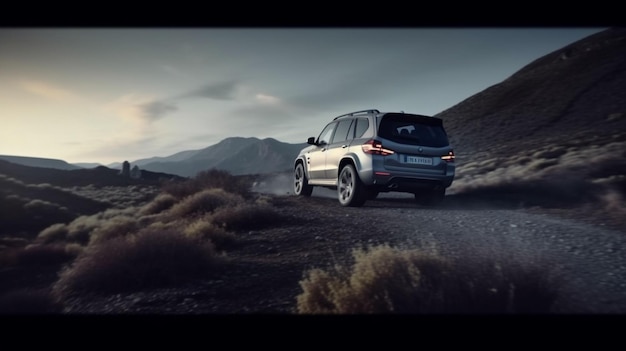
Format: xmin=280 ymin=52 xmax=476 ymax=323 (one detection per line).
xmin=332 ymin=109 xmax=440 ymax=121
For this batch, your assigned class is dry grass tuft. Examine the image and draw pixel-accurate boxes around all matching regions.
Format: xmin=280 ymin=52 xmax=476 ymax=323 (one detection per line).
xmin=88 ymin=217 xmax=141 ymax=246
xmin=184 ymin=218 xmax=237 ymax=250
xmin=166 ymin=188 xmax=243 ymax=219
xmin=210 ymin=202 xmax=281 ymax=232
xmin=296 ymin=244 xmax=559 ymax=314
xmin=162 ymin=169 xmax=252 ymax=199
xmin=53 ymin=227 xmax=221 ymax=299
xmin=37 ymin=223 xmax=70 ymax=244
xmin=139 ymin=193 xmax=178 ymax=216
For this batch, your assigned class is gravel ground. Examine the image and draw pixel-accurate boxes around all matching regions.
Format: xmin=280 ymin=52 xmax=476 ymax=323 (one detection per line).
xmin=59 ymin=189 xmax=626 ymax=314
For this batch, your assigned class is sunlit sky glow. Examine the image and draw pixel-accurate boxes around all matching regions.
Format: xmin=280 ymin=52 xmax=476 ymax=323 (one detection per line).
xmin=0 ymin=27 xmax=605 ymax=165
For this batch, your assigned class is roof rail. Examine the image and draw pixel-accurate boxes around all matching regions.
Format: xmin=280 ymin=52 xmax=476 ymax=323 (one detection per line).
xmin=333 ymin=109 xmax=380 ymax=120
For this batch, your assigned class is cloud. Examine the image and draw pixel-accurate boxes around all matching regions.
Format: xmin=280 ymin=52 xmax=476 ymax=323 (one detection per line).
xmin=284 ymin=55 xmax=418 ymax=111
xmin=18 ymin=80 xmax=79 ymax=102
xmin=104 ymin=93 xmax=171 ymax=126
xmin=137 ymin=100 xmax=178 ymax=121
xmin=255 ymin=93 xmax=280 ymax=105
xmin=184 ymin=80 xmax=239 ymax=100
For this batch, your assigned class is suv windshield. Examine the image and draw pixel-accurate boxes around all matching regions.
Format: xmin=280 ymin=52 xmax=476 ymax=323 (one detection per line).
xmin=377 ymin=113 xmax=449 ymax=147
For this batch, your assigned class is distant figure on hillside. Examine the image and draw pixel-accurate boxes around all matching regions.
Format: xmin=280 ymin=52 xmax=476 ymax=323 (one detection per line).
xmin=120 ymin=160 xmax=130 ymax=178
xmin=130 ymin=165 xmax=141 ymax=179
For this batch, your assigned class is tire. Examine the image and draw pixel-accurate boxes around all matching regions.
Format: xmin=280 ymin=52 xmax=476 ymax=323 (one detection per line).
xmin=338 ymin=164 xmax=367 ymax=207
xmin=415 ymin=188 xmax=445 ymax=206
xmin=294 ymin=163 xmax=313 ymax=196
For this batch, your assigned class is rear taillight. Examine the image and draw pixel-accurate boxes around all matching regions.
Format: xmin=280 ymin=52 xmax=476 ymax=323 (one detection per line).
xmin=441 ymin=150 xmax=455 ymax=162
xmin=362 ymin=139 xmax=395 ymax=156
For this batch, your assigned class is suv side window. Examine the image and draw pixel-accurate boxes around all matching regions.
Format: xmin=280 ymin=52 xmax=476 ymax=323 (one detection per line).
xmin=354 ymin=117 xmax=370 ymax=139
xmin=316 ymin=122 xmax=337 ymax=145
xmin=331 ymin=119 xmax=354 ymax=143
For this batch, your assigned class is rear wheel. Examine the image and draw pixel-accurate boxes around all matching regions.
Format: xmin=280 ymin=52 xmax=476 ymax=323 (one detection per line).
xmin=338 ymin=164 xmax=367 ymax=207
xmin=294 ymin=163 xmax=313 ymax=196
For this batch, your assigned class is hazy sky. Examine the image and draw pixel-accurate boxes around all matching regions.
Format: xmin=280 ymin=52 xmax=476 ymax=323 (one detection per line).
xmin=0 ymin=27 xmax=605 ymax=165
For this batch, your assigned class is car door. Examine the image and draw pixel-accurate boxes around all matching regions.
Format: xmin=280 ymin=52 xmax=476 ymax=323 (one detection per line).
xmin=324 ymin=118 xmax=354 ymax=179
xmin=306 ymin=121 xmax=337 ymax=181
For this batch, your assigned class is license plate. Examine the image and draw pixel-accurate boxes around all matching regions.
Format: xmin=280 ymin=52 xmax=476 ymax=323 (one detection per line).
xmin=405 ymin=155 xmax=433 ymax=165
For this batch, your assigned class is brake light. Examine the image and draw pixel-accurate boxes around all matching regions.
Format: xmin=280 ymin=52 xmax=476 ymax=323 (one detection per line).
xmin=362 ymin=139 xmax=395 ymax=156
xmin=441 ymin=150 xmax=455 ymax=162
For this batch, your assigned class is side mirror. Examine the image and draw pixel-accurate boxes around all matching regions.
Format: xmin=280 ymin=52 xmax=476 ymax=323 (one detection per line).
xmin=307 ymin=137 xmax=316 ymax=145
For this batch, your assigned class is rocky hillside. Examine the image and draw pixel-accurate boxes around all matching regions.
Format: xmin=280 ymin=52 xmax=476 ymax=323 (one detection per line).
xmin=437 ymin=27 xmax=626 ymax=159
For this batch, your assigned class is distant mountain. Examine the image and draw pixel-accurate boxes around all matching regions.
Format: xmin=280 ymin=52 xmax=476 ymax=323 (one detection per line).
xmin=138 ymin=137 xmax=307 ymax=177
xmin=0 ymin=155 xmax=81 ymax=170
xmin=107 ymin=149 xmax=202 ymax=169
xmin=71 ymin=162 xmax=104 ymax=169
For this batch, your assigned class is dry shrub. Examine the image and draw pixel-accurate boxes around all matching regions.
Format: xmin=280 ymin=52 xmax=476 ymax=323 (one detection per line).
xmin=65 ymin=215 xmax=102 ymax=244
xmin=139 ymin=193 xmax=178 ymax=216
xmin=144 ymin=220 xmax=183 ymax=233
xmin=23 ymin=199 xmax=65 ymax=214
xmin=296 ymin=244 xmax=558 ymax=314
xmin=88 ymin=217 xmax=141 ymax=246
xmin=37 ymin=223 xmax=70 ymax=244
xmin=166 ymin=188 xmax=243 ymax=219
xmin=210 ymin=202 xmax=281 ymax=232
xmin=65 ymin=243 xmax=84 ymax=257
xmin=53 ymin=228 xmax=220 ymax=298
xmin=184 ymin=218 xmax=237 ymax=250
xmin=163 ymin=169 xmax=252 ymax=199
xmin=297 ymin=245 xmax=450 ymax=314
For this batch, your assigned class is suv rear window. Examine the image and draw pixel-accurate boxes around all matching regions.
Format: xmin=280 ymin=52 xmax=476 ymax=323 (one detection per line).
xmin=377 ymin=113 xmax=449 ymax=147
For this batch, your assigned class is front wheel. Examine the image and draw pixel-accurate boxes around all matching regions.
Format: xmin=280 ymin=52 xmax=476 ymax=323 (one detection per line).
xmin=294 ymin=163 xmax=313 ymax=196
xmin=338 ymin=164 xmax=367 ymax=207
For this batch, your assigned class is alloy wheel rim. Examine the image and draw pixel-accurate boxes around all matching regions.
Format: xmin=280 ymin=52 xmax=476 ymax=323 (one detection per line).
xmin=339 ymin=169 xmax=353 ymax=202
xmin=294 ymin=167 xmax=303 ymax=193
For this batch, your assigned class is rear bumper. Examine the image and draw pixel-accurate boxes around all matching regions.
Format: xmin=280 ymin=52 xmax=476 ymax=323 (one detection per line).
xmin=367 ymin=172 xmax=454 ymax=193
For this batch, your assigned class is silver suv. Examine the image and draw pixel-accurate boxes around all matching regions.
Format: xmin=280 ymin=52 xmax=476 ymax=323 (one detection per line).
xmin=293 ymin=109 xmax=455 ymax=207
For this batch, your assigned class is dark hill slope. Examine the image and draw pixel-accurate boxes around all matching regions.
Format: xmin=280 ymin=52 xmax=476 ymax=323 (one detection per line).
xmin=0 ymin=155 xmax=80 ymax=170
xmin=437 ymin=27 xmax=626 ymax=158
xmin=0 ymin=160 xmax=184 ymax=188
